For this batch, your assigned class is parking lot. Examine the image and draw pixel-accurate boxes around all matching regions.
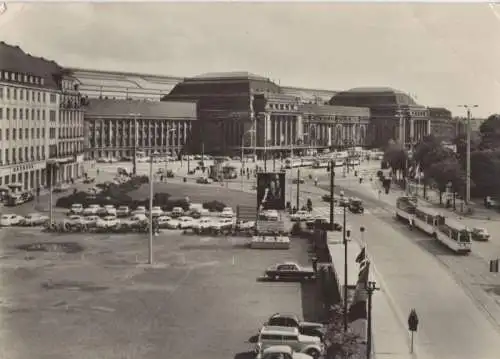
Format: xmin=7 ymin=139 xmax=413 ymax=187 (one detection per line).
xmin=0 ymin=222 xmax=317 ymax=359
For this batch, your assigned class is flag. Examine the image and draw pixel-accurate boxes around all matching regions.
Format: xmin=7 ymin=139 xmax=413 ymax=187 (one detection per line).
xmin=355 ymin=247 xmax=366 ymax=265
xmin=348 ymin=261 xmax=370 ymax=323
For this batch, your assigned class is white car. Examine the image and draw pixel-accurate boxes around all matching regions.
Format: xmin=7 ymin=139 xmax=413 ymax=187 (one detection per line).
xmin=236 ymin=220 xmax=256 ymax=230
xmin=256 ymin=326 xmax=323 ymax=359
xmin=96 ymin=216 xmax=119 ymax=228
xmin=257 ymin=345 xmax=313 ymax=359
xmin=192 ymin=217 xmax=213 ymax=232
xmin=211 ymin=218 xmax=234 ymax=231
xmin=290 ymin=210 xmax=312 ymax=222
xmin=104 ymin=205 xmax=117 ymax=216
xmin=150 ymin=206 xmax=164 ymax=217
xmin=83 ymin=204 xmax=102 ymax=216
xmin=129 ymin=214 xmax=148 ymax=225
xmin=22 ymin=213 xmax=49 ymax=226
xmin=0 ymin=214 xmax=25 ymax=226
xmin=221 ymin=207 xmax=234 ymax=218
xmin=165 ymin=218 xmax=181 ymax=229
xmin=262 ymin=210 xmax=279 ymax=221
xmin=178 ymin=216 xmax=195 ymax=229
xmin=157 ymin=215 xmax=173 ymax=228
xmin=171 ymin=207 xmax=184 ymax=218
xmin=116 ymin=205 xmax=130 ymax=217
xmin=70 ymin=203 xmax=84 ymax=214
xmin=65 ymin=215 xmax=88 ymax=226
xmin=132 ymin=206 xmax=147 ymax=216
xmin=83 ymin=215 xmax=100 ymax=227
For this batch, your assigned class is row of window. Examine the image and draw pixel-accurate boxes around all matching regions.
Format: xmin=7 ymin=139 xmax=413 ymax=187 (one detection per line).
xmin=0 ymin=127 xmax=46 ymax=141
xmin=0 ymin=145 xmax=47 ymax=165
xmin=1 ymin=71 xmax=44 ymax=86
xmin=0 ymin=107 xmax=55 ymax=121
xmin=268 ymin=102 xmax=298 ymax=111
xmin=0 ymin=85 xmax=57 ymax=103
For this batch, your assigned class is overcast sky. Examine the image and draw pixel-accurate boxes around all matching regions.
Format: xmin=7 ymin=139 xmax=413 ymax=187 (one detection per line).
xmin=1 ymin=2 xmax=499 ymax=117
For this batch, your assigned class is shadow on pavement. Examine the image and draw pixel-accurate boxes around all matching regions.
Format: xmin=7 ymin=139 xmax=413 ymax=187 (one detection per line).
xmin=301 ymin=279 xmax=326 ymax=323
xmin=234 ymin=351 xmax=256 ymax=359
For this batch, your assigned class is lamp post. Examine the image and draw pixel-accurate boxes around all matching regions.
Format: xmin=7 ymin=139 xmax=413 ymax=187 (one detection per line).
xmin=128 ymin=113 xmax=141 ymax=175
xmin=339 ymin=191 xmax=350 ymax=332
xmin=329 ymin=160 xmax=335 ymax=230
xmin=241 ymin=128 xmax=256 ymax=190
xmin=366 ymin=281 xmax=380 ymax=359
xmin=458 ymin=104 xmax=478 ymax=206
xmin=148 ymin=151 xmax=160 ymax=264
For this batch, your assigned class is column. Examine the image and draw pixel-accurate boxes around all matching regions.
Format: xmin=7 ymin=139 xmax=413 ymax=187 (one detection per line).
xmin=426 ymin=119 xmax=431 ymax=136
xmin=183 ymin=121 xmax=187 ymax=147
xmin=410 ymin=118 xmax=415 ymax=144
xmin=284 ymin=118 xmax=288 ymax=146
xmin=328 ymin=125 xmax=332 ymax=146
xmin=177 ymin=122 xmax=181 ymax=148
xmin=279 ymin=118 xmax=283 ymax=146
xmin=296 ymin=114 xmax=303 ymax=141
xmin=399 ymin=114 xmax=404 ymax=144
xmin=265 ymin=113 xmax=271 ymax=146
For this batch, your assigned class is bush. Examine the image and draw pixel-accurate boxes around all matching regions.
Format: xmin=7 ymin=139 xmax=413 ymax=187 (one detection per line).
xmin=203 ymin=200 xmax=226 ymax=212
xmin=154 ymin=192 xmax=172 ymax=207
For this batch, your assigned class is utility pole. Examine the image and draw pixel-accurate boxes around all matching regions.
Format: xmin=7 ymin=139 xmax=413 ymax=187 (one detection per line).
xmin=340 ymin=192 xmax=349 ymax=332
xmin=329 ymin=160 xmax=335 ymax=229
xmin=148 ymin=154 xmax=154 ymax=264
xmin=296 ymin=168 xmax=300 ymax=210
xmin=459 ymin=105 xmax=478 ymax=205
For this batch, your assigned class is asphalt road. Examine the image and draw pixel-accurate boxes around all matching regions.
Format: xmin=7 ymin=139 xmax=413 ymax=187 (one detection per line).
xmin=0 ymin=227 xmax=316 ymax=359
xmin=308 ymin=182 xmax=500 ymax=359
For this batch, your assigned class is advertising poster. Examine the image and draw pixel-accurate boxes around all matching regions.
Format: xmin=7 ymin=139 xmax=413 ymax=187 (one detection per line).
xmin=257 ymin=172 xmax=286 ymax=210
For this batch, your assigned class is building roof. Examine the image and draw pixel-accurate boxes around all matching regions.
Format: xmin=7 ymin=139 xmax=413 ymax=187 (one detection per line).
xmin=0 ymin=41 xmax=62 ymax=89
xmin=331 ymin=87 xmax=419 ymax=107
xmin=190 ymin=71 xmax=269 ymax=81
xmin=85 ymin=98 xmax=197 ymax=120
xmin=300 ymin=103 xmax=370 ymax=117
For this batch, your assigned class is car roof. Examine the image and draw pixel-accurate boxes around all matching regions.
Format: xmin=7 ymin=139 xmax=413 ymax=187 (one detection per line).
xmin=263 ymin=345 xmax=293 ymax=354
xmin=270 ymin=313 xmax=299 ymax=320
xmin=260 ymin=326 xmax=299 ymax=335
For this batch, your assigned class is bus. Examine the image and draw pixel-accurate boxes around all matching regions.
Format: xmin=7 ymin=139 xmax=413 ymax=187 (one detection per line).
xmin=435 ymin=218 xmax=472 ymax=254
xmin=412 ymin=206 xmax=442 ymax=236
xmin=395 ymin=196 xmax=417 ymax=223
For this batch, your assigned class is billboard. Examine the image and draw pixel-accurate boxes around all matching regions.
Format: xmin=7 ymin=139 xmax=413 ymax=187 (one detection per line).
xmin=257 ymin=172 xmax=286 ymax=210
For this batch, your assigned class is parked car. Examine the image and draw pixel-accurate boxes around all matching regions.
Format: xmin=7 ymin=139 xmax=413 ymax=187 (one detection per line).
xmin=165 ymin=217 xmax=181 ymax=229
xmin=104 ymin=205 xmax=117 ymax=216
xmin=196 ymin=177 xmax=213 ymax=184
xmin=150 ymin=206 xmax=164 ymax=217
xmin=21 ymin=213 xmax=49 ymax=226
xmin=257 ymin=345 xmax=313 ymax=359
xmin=157 ymin=215 xmax=174 ymax=228
xmin=83 ymin=204 xmax=102 ymax=216
xmin=264 ymin=262 xmax=316 ymax=281
xmin=305 ymin=217 xmax=338 ymax=231
xmin=171 ymin=207 xmax=184 ymax=218
xmin=70 ymin=203 xmax=84 ymax=215
xmin=221 ymin=207 xmax=234 ymax=218
xmin=83 ymin=215 xmax=100 ymax=228
xmin=265 ymin=313 xmax=325 ymax=340
xmin=83 ymin=177 xmax=96 ymax=184
xmin=116 ymin=205 xmax=130 ymax=217
xmin=0 ymin=214 xmax=25 ymax=226
xmin=65 ymin=215 xmax=88 ymax=227
xmin=192 ymin=217 xmax=213 ymax=233
xmin=236 ymin=220 xmax=255 ymax=230
xmin=471 ymin=227 xmax=490 ymax=241
xmin=5 ymin=191 xmax=35 ymax=206
xmin=177 ymin=216 xmax=195 ymax=229
xmin=131 ymin=206 xmax=147 ymax=216
xmin=290 ymin=210 xmax=312 ymax=222
xmin=485 ymin=196 xmax=500 ymax=209
xmin=255 ymin=326 xmax=323 ymax=359
xmin=292 ymin=178 xmax=305 ymax=184
xmin=210 ymin=218 xmax=234 ymax=231
xmin=190 ymin=208 xmax=210 ymax=219
xmin=53 ymin=183 xmax=70 ymax=193
xmin=129 ymin=214 xmax=148 ymax=225
xmin=96 ymin=216 xmax=119 ymax=229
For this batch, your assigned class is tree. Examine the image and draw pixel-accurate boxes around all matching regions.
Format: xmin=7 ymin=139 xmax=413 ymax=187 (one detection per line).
xmin=453 ymin=133 xmax=479 ymax=168
xmin=425 ymin=157 xmax=466 ymax=204
xmin=324 ymin=304 xmax=363 ymax=359
xmin=479 ymin=114 xmax=500 ymax=150
xmin=383 ymin=142 xmax=408 ymax=174
xmin=470 ymin=150 xmax=500 ymax=198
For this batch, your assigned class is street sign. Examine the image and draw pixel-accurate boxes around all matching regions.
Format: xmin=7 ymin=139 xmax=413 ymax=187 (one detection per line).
xmin=490 ymin=259 xmax=499 ymax=273
xmin=408 ymin=309 xmax=419 ymax=332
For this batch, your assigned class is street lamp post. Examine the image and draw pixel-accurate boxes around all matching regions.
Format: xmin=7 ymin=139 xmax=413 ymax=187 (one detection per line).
xmin=366 ymin=281 xmax=380 ymax=359
xmin=129 ymin=113 xmax=141 ymax=176
xmin=241 ymin=129 xmax=256 ymax=190
xmin=329 ymin=160 xmax=335 ymax=230
xmin=459 ymin=105 xmax=478 ymax=206
xmin=148 ymin=152 xmax=158 ymax=264
xmin=340 ymin=191 xmax=350 ymax=332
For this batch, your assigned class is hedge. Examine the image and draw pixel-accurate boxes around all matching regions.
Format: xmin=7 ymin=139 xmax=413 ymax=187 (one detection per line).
xmin=202 ymin=200 xmax=226 ymax=212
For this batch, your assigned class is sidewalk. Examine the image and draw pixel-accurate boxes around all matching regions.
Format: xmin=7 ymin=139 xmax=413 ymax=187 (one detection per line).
xmin=326 ymin=231 xmax=413 ymax=359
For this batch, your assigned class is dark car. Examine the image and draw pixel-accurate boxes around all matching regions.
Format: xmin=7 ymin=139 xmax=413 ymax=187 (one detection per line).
xmin=292 ymin=178 xmax=305 ymax=184
xmin=83 ymin=177 xmax=95 ymax=184
xmin=264 ymin=262 xmax=315 ymax=281
xmin=471 ymin=227 xmax=490 ymax=241
xmin=348 ymin=198 xmax=364 ymax=214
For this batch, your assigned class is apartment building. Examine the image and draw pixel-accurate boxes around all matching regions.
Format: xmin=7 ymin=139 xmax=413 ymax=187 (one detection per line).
xmin=0 ymin=42 xmax=85 ymax=191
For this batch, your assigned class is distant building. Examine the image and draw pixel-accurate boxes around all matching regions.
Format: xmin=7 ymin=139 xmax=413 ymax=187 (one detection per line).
xmin=330 ymin=87 xmax=430 ymax=148
xmin=0 ymin=41 xmax=85 ymax=191
xmin=163 ymin=71 xmax=369 ymax=156
xmin=428 ymin=107 xmax=456 ymax=141
xmin=83 ymin=98 xmax=197 ymax=159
